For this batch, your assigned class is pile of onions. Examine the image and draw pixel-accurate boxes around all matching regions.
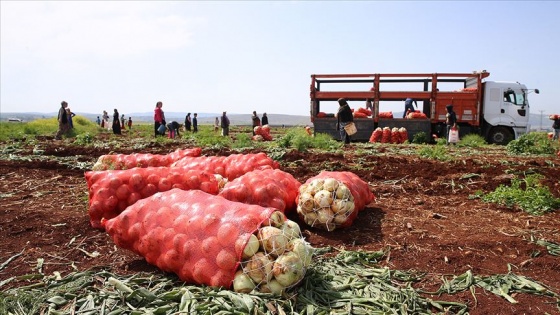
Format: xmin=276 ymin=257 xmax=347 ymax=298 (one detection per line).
xmin=233 ymin=211 xmax=314 ymax=295
xmin=296 ymin=178 xmax=355 ymax=231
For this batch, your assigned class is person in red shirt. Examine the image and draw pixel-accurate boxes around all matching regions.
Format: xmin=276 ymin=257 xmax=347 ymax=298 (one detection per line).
xmin=154 ymin=101 xmax=164 ymax=137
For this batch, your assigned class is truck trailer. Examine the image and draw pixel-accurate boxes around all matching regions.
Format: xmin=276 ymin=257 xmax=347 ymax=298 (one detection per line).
xmin=309 ymin=71 xmax=539 ymax=145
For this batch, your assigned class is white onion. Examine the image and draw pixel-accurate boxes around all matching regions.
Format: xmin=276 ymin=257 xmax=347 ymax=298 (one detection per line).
xmin=273 ymin=252 xmax=304 ymax=287
xmin=262 ymin=211 xmax=285 ymax=228
xmin=303 ymin=211 xmax=318 ymax=226
xmin=287 ymin=238 xmax=313 ymax=267
xmin=281 ymin=220 xmax=301 ymax=240
xmin=330 ymin=199 xmax=347 ymax=214
xmin=259 ymin=279 xmax=285 ymax=296
xmin=316 ymin=208 xmax=334 ymax=225
xmin=307 ymin=179 xmax=324 ymax=195
xmin=314 ymin=190 xmax=333 ymax=208
xmin=242 ymin=234 xmax=260 ymax=259
xmin=244 ymin=252 xmax=273 ymax=284
xmin=257 ymin=226 xmax=288 ymax=257
xmin=298 ymin=192 xmax=315 ymax=213
xmin=233 ymin=270 xmax=255 ymax=293
xmin=323 ymin=178 xmax=339 ymax=192
xmin=335 ymin=184 xmax=352 ymax=200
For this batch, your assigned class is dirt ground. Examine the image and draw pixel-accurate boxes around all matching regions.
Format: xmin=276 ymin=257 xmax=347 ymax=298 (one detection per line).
xmin=1 ymin=134 xmax=559 ymax=314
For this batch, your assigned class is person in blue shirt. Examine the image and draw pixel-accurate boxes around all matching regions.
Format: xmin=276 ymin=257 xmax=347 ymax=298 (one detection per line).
xmin=403 ymin=98 xmax=417 ymax=118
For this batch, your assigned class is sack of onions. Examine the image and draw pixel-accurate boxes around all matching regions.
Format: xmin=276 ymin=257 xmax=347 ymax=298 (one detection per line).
xmin=85 ymin=167 xmax=220 ymax=229
xmin=102 ymin=189 xmax=313 ymax=295
xmin=219 ymin=169 xmax=301 ymax=213
xmin=296 ymin=171 xmax=375 ymax=231
xmin=92 ymin=147 xmax=202 ymax=171
xmin=171 ymin=153 xmax=279 ymax=181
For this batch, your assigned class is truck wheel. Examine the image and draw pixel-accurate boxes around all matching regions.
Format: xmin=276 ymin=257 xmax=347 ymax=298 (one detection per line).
xmin=488 ymin=127 xmax=513 ymax=145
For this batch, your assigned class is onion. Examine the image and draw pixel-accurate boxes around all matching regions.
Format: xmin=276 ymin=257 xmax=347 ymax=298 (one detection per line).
xmin=307 ymin=179 xmax=324 ymax=195
xmin=259 ymin=279 xmax=285 ymax=296
xmin=316 ymin=208 xmax=334 ymax=225
xmin=272 ymin=252 xmax=304 ymax=287
xmin=287 ymin=238 xmax=313 ymax=267
xmin=303 ymin=211 xmax=318 ymax=226
xmin=262 ymin=211 xmax=285 ymax=228
xmin=298 ymin=192 xmax=315 ymax=213
xmin=242 ymin=234 xmax=260 ymax=259
xmin=257 ymin=226 xmax=288 ymax=257
xmin=214 ymin=174 xmax=228 ymax=190
xmin=281 ymin=220 xmax=301 ymax=240
xmin=233 ymin=270 xmax=256 ymax=293
xmin=244 ymin=252 xmax=273 ymax=284
xmin=323 ymin=178 xmax=339 ymax=192
xmin=333 ymin=212 xmax=349 ymax=225
xmin=330 ymin=199 xmax=347 ymax=214
xmin=335 ymin=184 xmax=352 ymax=200
xmin=314 ymin=190 xmax=333 ymax=208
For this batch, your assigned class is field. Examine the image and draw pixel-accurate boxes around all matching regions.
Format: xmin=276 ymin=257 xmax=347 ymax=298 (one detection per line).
xmin=1 ymin=125 xmax=559 ymax=314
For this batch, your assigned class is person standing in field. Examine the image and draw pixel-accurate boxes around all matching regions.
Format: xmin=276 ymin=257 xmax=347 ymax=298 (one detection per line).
xmin=66 ymin=107 xmax=76 ymax=129
xmin=112 ymin=109 xmax=122 ymax=135
xmin=184 ymin=113 xmax=192 ymax=132
xmin=192 ymin=113 xmax=198 ymax=133
xmin=214 ymin=117 xmax=220 ymax=132
xmin=96 ymin=116 xmax=101 ymax=126
xmin=154 ymin=101 xmax=164 ymax=137
xmin=127 ymin=117 xmax=133 ymax=129
xmin=336 ymin=98 xmax=353 ymax=145
xmin=251 ymin=111 xmax=261 ymax=135
xmin=121 ymin=114 xmax=126 ymax=129
xmin=445 ymin=104 xmax=458 ymax=145
xmin=552 ymin=115 xmax=560 ymax=140
xmin=221 ymin=111 xmax=230 ymax=136
xmin=261 ymin=112 xmax=269 ymax=126
xmin=55 ymin=101 xmax=69 ymax=140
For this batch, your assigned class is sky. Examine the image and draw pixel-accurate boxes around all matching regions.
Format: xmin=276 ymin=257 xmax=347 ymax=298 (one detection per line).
xmin=1 ymin=1 xmax=558 ymax=117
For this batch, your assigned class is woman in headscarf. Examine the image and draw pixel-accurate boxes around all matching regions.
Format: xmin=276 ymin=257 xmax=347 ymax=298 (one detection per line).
xmin=336 ymin=98 xmax=354 ymax=145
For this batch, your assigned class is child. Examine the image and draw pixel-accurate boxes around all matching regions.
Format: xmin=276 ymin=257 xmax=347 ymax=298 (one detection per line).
xmin=127 ymin=117 xmax=132 ymax=129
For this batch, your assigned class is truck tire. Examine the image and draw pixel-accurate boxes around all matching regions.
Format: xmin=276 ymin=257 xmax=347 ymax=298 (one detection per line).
xmin=488 ymin=127 xmax=513 ymax=145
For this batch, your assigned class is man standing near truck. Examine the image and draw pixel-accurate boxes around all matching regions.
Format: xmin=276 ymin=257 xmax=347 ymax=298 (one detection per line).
xmin=336 ymin=98 xmax=354 ymax=145
xmin=445 ymin=104 xmax=458 ymax=144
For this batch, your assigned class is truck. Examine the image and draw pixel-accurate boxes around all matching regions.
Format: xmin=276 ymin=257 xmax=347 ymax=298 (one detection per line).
xmin=309 ymin=71 xmax=539 ymax=145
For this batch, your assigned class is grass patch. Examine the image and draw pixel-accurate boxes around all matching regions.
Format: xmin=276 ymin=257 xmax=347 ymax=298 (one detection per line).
xmin=472 ymin=174 xmax=560 ymax=215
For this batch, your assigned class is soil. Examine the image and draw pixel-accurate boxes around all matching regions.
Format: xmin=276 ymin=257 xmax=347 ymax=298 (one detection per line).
xmin=1 ymin=134 xmax=559 ymax=315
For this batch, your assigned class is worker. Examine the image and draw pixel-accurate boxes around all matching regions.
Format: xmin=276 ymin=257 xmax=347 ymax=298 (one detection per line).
xmin=365 ymin=99 xmax=373 ymax=112
xmin=166 ymin=121 xmax=181 ymax=139
xmin=403 ymin=98 xmax=418 ymax=118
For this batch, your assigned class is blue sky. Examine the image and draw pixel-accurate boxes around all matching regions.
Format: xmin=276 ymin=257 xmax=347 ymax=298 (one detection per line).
xmin=1 ymin=1 xmax=558 ymax=117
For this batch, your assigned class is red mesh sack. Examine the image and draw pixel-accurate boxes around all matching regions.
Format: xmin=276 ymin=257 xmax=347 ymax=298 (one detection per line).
xmin=92 ymin=148 xmax=202 ymax=171
xmin=378 ymin=112 xmax=393 ymax=119
xmin=85 ymin=167 xmax=219 ymax=229
xmin=381 ymin=127 xmax=392 ymax=143
xmin=103 ymin=189 xmax=313 ymax=293
xmin=296 ymin=171 xmax=375 ymax=231
xmin=369 ymin=127 xmax=383 ymax=143
xmin=254 ymin=126 xmax=273 ymax=141
xmin=171 ymin=153 xmax=279 ymax=181
xmin=353 ymin=112 xmax=368 ymax=118
xmin=398 ymin=127 xmax=409 ymax=143
xmin=219 ymin=169 xmax=301 ymax=213
xmin=390 ymin=128 xmax=400 ymax=144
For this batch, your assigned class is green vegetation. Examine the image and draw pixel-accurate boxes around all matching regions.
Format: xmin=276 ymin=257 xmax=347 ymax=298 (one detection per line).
xmin=507 ymin=132 xmax=559 ymax=155
xmin=411 ymin=131 xmax=429 ymax=144
xmin=472 ymin=174 xmax=560 ymax=215
xmin=416 ymin=142 xmax=450 ymax=161
xmin=1 ymin=249 xmax=557 ymax=314
xmin=458 ymin=134 xmax=487 ymax=147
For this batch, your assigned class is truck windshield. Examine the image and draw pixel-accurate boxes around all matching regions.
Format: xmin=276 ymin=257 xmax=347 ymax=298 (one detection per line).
xmin=504 ymin=90 xmax=526 ymax=106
